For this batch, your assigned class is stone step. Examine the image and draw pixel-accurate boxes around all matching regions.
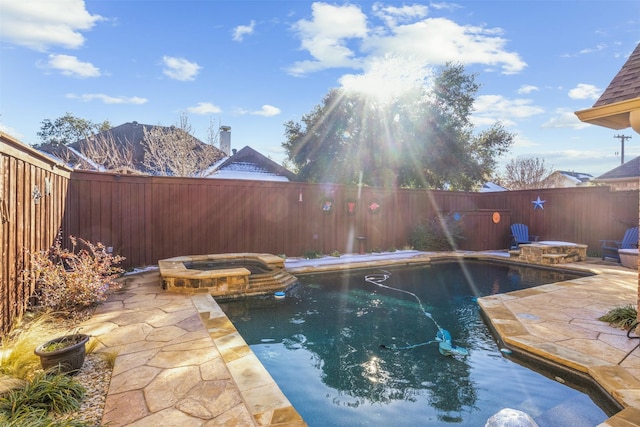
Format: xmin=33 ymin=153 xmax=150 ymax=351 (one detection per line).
xmin=248 ymin=270 xmax=298 ymax=291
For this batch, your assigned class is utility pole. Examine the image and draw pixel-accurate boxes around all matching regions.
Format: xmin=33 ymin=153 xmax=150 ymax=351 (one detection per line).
xmin=614 ymin=134 xmax=631 ymax=165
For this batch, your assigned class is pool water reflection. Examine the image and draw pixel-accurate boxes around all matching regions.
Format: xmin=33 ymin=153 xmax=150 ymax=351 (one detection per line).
xmin=220 ymin=261 xmax=608 ymax=426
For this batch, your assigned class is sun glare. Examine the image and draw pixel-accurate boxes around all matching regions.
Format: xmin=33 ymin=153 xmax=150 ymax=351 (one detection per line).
xmin=339 ymin=54 xmax=433 ymax=104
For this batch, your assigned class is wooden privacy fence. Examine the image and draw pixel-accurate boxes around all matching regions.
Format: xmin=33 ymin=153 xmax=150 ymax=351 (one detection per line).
xmin=2 ymin=132 xmax=639 ymax=334
xmin=65 ymin=171 xmax=638 ymax=270
xmin=1 ymin=133 xmax=71 ymax=335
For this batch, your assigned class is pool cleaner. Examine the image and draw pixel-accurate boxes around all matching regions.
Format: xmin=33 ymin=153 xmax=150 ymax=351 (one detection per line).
xmin=365 ymin=270 xmax=468 ymax=357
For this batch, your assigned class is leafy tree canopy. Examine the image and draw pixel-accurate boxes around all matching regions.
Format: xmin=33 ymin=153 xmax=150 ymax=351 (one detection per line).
xmin=282 ymin=63 xmax=514 ymax=190
xmin=37 ymin=113 xmax=111 ymax=146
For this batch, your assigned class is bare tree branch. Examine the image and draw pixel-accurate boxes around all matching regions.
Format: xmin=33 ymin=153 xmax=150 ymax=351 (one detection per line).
xmin=499 ymin=156 xmax=556 ymax=190
xmin=79 ymin=132 xmax=136 ymax=171
xmin=142 ymin=114 xmax=224 ymax=177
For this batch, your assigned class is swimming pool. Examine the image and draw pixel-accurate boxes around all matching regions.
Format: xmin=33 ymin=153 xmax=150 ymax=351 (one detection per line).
xmin=220 ymin=261 xmax=609 ymax=426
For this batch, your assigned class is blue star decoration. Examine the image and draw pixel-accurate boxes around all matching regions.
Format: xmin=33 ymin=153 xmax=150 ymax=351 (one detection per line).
xmin=532 ymin=196 xmax=546 ymax=210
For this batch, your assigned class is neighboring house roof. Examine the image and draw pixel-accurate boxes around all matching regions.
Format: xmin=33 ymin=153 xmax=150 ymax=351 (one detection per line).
xmin=36 ymin=142 xmax=101 ymax=171
xmin=575 ymin=43 xmax=640 ymax=131
xmin=37 ymin=121 xmax=224 ymax=175
xmin=478 ymin=182 xmax=507 ymax=192
xmin=594 ymin=156 xmax=640 ymax=181
xmin=207 ymin=146 xmax=296 ymax=182
xmin=554 ymin=170 xmax=593 ymax=184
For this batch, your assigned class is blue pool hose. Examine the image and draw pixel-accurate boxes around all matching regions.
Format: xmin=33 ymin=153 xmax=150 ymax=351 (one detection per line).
xmin=365 ymin=271 xmax=469 ymax=357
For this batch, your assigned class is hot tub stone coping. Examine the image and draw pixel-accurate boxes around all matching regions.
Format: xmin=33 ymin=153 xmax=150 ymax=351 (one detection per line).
xmin=159 ymin=253 xmax=285 ymax=279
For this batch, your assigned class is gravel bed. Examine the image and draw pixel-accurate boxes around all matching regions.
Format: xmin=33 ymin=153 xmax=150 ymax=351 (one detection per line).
xmin=71 ymin=353 xmax=112 ymax=426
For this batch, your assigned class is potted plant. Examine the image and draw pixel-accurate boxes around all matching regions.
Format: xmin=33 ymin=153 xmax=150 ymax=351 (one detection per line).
xmin=34 ymin=333 xmax=90 ymax=374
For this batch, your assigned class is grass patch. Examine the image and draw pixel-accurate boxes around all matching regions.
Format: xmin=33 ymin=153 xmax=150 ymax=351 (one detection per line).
xmin=599 ymin=305 xmax=638 ymax=329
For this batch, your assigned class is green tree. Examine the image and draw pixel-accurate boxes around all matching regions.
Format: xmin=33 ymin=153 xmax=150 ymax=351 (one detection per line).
xmin=282 ymin=63 xmax=514 ymax=190
xmin=37 ymin=113 xmax=110 ymax=146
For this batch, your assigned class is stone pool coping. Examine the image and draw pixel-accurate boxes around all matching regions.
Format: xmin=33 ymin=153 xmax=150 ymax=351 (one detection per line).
xmin=91 ymin=251 xmax=640 ymax=426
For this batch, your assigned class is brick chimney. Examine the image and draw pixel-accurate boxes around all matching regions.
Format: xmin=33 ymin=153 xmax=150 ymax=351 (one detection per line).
xmin=219 ymin=126 xmax=231 ymax=155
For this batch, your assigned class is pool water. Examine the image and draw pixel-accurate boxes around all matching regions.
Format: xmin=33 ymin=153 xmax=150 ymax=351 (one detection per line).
xmin=220 ymin=261 xmax=609 ymax=426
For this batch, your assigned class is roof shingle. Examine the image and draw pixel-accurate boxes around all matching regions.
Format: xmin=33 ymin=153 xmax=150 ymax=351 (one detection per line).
xmin=593 ymin=43 xmax=640 ymax=107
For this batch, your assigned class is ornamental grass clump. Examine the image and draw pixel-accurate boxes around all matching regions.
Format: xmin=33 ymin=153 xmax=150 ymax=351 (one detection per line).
xmin=0 ymin=313 xmax=62 ymax=382
xmin=0 ymin=371 xmax=88 ymax=427
xmin=599 ymin=305 xmax=638 ymax=330
xmin=28 ymin=233 xmax=125 ymax=312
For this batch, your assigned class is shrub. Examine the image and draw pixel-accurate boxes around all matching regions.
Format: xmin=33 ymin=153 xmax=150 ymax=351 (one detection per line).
xmin=0 ymin=371 xmax=85 ymax=416
xmin=599 ymin=305 xmax=638 ymax=329
xmin=27 ymin=233 xmax=125 ymax=311
xmin=303 ymin=250 xmax=323 ymax=259
xmin=0 ymin=372 xmax=88 ymax=426
xmin=409 ymin=213 xmax=465 ymax=251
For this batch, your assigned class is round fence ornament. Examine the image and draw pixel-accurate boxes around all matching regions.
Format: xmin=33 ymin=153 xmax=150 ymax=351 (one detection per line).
xmin=321 ymin=198 xmax=334 ymax=214
xmin=345 ymin=199 xmax=357 ymax=215
xmin=492 ymin=212 xmax=501 ymax=224
xmin=368 ymin=202 xmax=380 ymax=214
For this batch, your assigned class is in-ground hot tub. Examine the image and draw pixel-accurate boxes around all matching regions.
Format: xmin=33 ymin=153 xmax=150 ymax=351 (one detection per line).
xmin=159 ymin=253 xmax=297 ymax=298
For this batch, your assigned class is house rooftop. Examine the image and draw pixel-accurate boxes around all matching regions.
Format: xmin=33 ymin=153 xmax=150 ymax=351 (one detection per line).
xmin=593 ymin=43 xmax=640 ymax=107
xmin=575 ymin=43 xmax=640 ymax=131
xmin=556 ymin=171 xmax=593 ymax=183
xmin=594 ymin=156 xmax=640 ymax=180
xmin=208 ymin=146 xmax=296 ymax=181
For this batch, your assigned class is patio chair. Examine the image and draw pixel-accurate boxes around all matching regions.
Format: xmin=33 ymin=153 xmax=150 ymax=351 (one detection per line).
xmin=600 ymin=226 xmax=639 ymax=262
xmin=510 ymin=223 xmax=539 ymax=249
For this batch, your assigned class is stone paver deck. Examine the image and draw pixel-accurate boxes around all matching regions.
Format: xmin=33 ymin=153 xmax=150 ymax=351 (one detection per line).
xmin=77 ymin=252 xmax=640 ymax=426
xmin=477 ymin=260 xmax=640 ymax=427
xmin=80 ymin=271 xmax=305 ymax=426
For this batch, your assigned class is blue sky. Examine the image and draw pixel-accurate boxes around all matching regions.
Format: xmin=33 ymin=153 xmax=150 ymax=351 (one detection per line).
xmin=1 ymin=0 xmax=639 ymax=177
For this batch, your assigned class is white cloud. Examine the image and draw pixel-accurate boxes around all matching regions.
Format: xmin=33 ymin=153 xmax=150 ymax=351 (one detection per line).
xmin=233 ymin=20 xmax=256 ymax=42
xmin=364 ymin=18 xmax=526 ymax=75
xmin=162 ymin=56 xmax=201 ymax=81
xmin=541 ymin=108 xmax=591 ymax=129
xmin=0 ymin=0 xmax=102 ymax=51
xmin=187 ymin=102 xmax=222 ymax=114
xmin=66 ymin=93 xmax=147 ymax=104
xmin=371 ymin=3 xmax=428 ymax=28
xmin=0 ymin=123 xmax=23 ymax=139
xmin=568 ymin=83 xmax=601 ymax=100
xmin=287 ymin=3 xmax=369 ymax=75
xmin=252 ymin=105 xmax=281 ymax=117
xmin=287 ymin=2 xmax=526 ymax=78
xmin=517 ymin=85 xmax=539 ymax=94
xmin=511 ymin=134 xmax=539 ymax=148
xmin=43 ymin=54 xmax=100 ymax=78
xmin=472 ymin=95 xmax=544 ymax=127
xmin=236 ymin=105 xmax=281 ymax=117
xmin=561 ymin=43 xmax=607 ymax=58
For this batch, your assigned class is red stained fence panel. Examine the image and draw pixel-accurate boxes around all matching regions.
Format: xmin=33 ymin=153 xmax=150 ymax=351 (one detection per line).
xmin=3 ymin=133 xmax=639 ymax=335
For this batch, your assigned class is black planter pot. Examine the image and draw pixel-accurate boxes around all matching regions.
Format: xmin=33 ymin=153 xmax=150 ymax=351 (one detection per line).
xmin=34 ymin=334 xmax=90 ymax=374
